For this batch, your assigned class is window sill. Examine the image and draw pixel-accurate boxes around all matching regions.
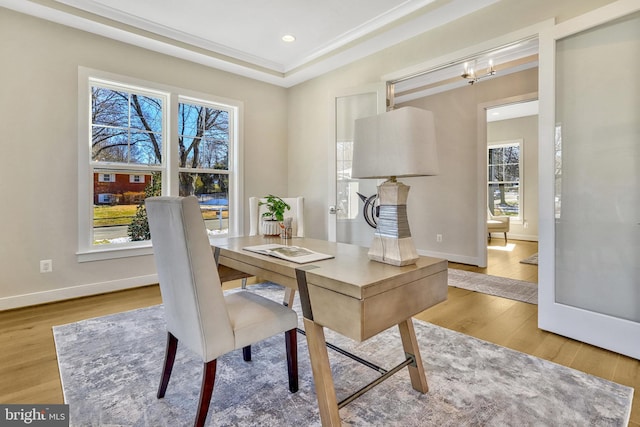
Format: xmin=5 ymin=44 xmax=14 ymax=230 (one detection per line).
xmin=77 ymin=242 xmax=153 ymax=262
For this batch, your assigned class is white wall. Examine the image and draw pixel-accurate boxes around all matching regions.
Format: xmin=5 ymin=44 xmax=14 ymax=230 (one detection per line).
xmin=401 ymin=69 xmax=537 ymax=262
xmin=0 ymin=8 xmax=288 ymax=308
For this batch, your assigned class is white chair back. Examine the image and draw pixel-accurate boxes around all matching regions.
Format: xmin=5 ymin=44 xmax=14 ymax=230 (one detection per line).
xmin=146 ymin=196 xmax=235 ymax=361
xmin=249 ymin=196 xmax=304 ymax=237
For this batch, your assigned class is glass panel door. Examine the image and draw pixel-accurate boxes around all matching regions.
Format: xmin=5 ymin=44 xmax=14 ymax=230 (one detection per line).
xmin=555 ymin=11 xmax=640 ymax=322
xmin=330 ymin=85 xmax=386 ymax=244
xmin=538 ymin=3 xmax=640 ymax=359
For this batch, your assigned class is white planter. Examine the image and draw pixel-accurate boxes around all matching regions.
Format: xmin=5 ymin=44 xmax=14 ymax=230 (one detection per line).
xmin=261 ymin=220 xmax=281 ymax=236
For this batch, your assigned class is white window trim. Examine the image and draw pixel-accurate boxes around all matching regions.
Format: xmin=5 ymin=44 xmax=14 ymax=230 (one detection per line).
xmin=77 ymin=67 xmax=244 ymax=262
xmin=129 ymin=174 xmax=145 ymax=184
xmin=98 ymin=173 xmax=115 ymax=182
xmin=487 ymin=139 xmax=523 ymax=224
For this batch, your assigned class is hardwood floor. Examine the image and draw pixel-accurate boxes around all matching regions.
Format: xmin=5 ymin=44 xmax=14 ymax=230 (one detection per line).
xmin=0 ymin=242 xmax=637 ymax=425
xmin=449 ymin=238 xmax=539 ymax=283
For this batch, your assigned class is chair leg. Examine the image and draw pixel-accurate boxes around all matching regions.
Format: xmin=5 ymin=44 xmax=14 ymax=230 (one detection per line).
xmin=504 ymin=232 xmax=508 ymax=243
xmin=242 ymin=345 xmax=251 ymax=361
xmin=195 ymin=360 xmax=217 ymax=427
xmin=157 ymin=332 xmax=178 ymax=398
xmin=241 ymin=277 xmax=247 ymax=289
xmin=285 ymin=328 xmax=298 ymax=393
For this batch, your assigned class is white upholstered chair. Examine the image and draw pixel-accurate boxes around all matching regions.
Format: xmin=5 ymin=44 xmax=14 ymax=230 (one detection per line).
xmin=249 ymin=196 xmax=304 ymax=237
xmin=487 ymin=208 xmax=510 ymax=243
xmin=146 ymin=196 xmax=298 ymax=427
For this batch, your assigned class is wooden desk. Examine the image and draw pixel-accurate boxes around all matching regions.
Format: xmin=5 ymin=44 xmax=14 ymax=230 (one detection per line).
xmin=212 ymin=236 xmax=447 ymax=426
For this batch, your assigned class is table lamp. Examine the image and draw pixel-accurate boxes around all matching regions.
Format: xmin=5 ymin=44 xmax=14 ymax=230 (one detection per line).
xmin=352 ymin=106 xmax=438 ymax=266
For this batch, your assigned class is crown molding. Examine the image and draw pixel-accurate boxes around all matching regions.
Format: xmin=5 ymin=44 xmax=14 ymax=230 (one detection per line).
xmin=1 ymin=0 xmax=499 ymax=88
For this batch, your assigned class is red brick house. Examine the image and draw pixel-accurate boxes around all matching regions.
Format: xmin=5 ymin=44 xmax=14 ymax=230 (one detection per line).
xmin=93 ymin=172 xmax=152 ymax=204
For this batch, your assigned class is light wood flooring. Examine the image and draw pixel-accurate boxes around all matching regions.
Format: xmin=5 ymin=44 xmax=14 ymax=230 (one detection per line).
xmin=0 ymin=240 xmax=637 ymax=425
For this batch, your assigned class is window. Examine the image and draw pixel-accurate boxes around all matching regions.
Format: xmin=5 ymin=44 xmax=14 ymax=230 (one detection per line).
xmin=554 ymin=125 xmax=562 ymax=219
xmin=177 ymin=98 xmax=231 ymax=237
xmin=336 ymin=139 xmax=360 ymax=220
xmin=488 ymin=140 xmax=522 ymax=221
xmin=98 ymin=194 xmax=116 ymax=204
xmin=78 ymin=68 xmax=242 ymax=260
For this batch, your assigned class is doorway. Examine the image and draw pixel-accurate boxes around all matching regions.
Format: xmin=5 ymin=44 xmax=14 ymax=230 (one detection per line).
xmin=485 ymin=100 xmax=539 ymax=281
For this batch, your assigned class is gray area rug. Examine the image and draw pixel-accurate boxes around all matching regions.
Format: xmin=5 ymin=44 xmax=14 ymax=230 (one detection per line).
xmin=520 ymin=253 xmax=539 ymax=265
xmin=448 ymin=268 xmax=538 ymax=304
xmin=54 ymin=284 xmax=632 ymax=426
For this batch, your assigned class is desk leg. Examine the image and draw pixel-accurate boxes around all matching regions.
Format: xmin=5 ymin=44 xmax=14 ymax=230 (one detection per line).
xmin=304 ymin=318 xmax=342 ymax=427
xmin=398 ymin=318 xmax=429 ymax=393
xmin=283 ymin=287 xmax=296 ymax=308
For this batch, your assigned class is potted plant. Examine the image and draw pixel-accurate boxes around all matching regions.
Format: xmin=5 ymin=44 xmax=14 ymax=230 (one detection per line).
xmin=259 ymin=195 xmax=290 ymax=236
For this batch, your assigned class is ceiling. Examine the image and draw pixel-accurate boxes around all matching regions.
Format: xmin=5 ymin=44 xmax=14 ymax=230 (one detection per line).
xmin=1 ymin=0 xmax=501 ymax=87
xmin=487 ymin=100 xmax=538 ymax=122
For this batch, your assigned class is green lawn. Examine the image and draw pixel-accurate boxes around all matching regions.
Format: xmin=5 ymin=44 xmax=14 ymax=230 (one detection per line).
xmin=93 ymin=204 xmax=226 ymax=227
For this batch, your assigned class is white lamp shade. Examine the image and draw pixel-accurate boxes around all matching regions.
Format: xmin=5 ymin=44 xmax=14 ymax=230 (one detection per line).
xmin=351 ymin=107 xmax=438 ymax=179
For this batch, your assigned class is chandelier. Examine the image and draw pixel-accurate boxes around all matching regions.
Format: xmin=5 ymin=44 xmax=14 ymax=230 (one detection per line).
xmin=461 ymin=60 xmax=496 ymax=85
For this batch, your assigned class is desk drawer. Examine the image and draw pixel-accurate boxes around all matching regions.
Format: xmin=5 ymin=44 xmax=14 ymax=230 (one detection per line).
xmin=307 ymin=269 xmax=447 ymax=342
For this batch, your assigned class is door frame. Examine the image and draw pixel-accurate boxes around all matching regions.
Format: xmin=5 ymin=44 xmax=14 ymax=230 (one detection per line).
xmin=538 ymin=0 xmax=640 ymax=358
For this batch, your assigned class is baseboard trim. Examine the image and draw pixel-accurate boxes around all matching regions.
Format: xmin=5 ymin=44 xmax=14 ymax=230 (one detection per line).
xmin=489 ymin=233 xmax=539 ymax=242
xmin=0 ymin=274 xmax=158 ymax=311
xmin=418 ymin=249 xmax=480 ymax=266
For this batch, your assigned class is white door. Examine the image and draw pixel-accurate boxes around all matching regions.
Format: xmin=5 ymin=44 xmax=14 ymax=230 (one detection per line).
xmin=329 ymin=84 xmax=386 ymax=244
xmin=538 ymin=0 xmax=640 ymax=359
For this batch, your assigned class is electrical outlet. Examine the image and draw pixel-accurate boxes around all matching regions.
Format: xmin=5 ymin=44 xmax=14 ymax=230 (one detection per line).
xmin=40 ymin=259 xmax=53 ymax=273
xmin=436 ymin=234 xmax=443 ymax=243
xmin=524 ymin=221 xmax=529 ymax=229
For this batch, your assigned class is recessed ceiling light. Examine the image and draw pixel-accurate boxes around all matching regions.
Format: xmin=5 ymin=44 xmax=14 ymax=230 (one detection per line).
xmin=282 ymin=34 xmax=296 ymax=43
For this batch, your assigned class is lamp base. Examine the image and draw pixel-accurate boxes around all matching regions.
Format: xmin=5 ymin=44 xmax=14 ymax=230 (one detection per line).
xmin=367 ymin=180 xmax=419 ymax=266
xmin=368 ymin=235 xmax=419 ymax=266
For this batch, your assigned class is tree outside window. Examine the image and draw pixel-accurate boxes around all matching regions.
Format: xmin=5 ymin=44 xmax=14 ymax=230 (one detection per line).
xmin=488 ymin=140 xmax=522 ymax=219
xmin=89 ymin=82 xmax=232 ymax=246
